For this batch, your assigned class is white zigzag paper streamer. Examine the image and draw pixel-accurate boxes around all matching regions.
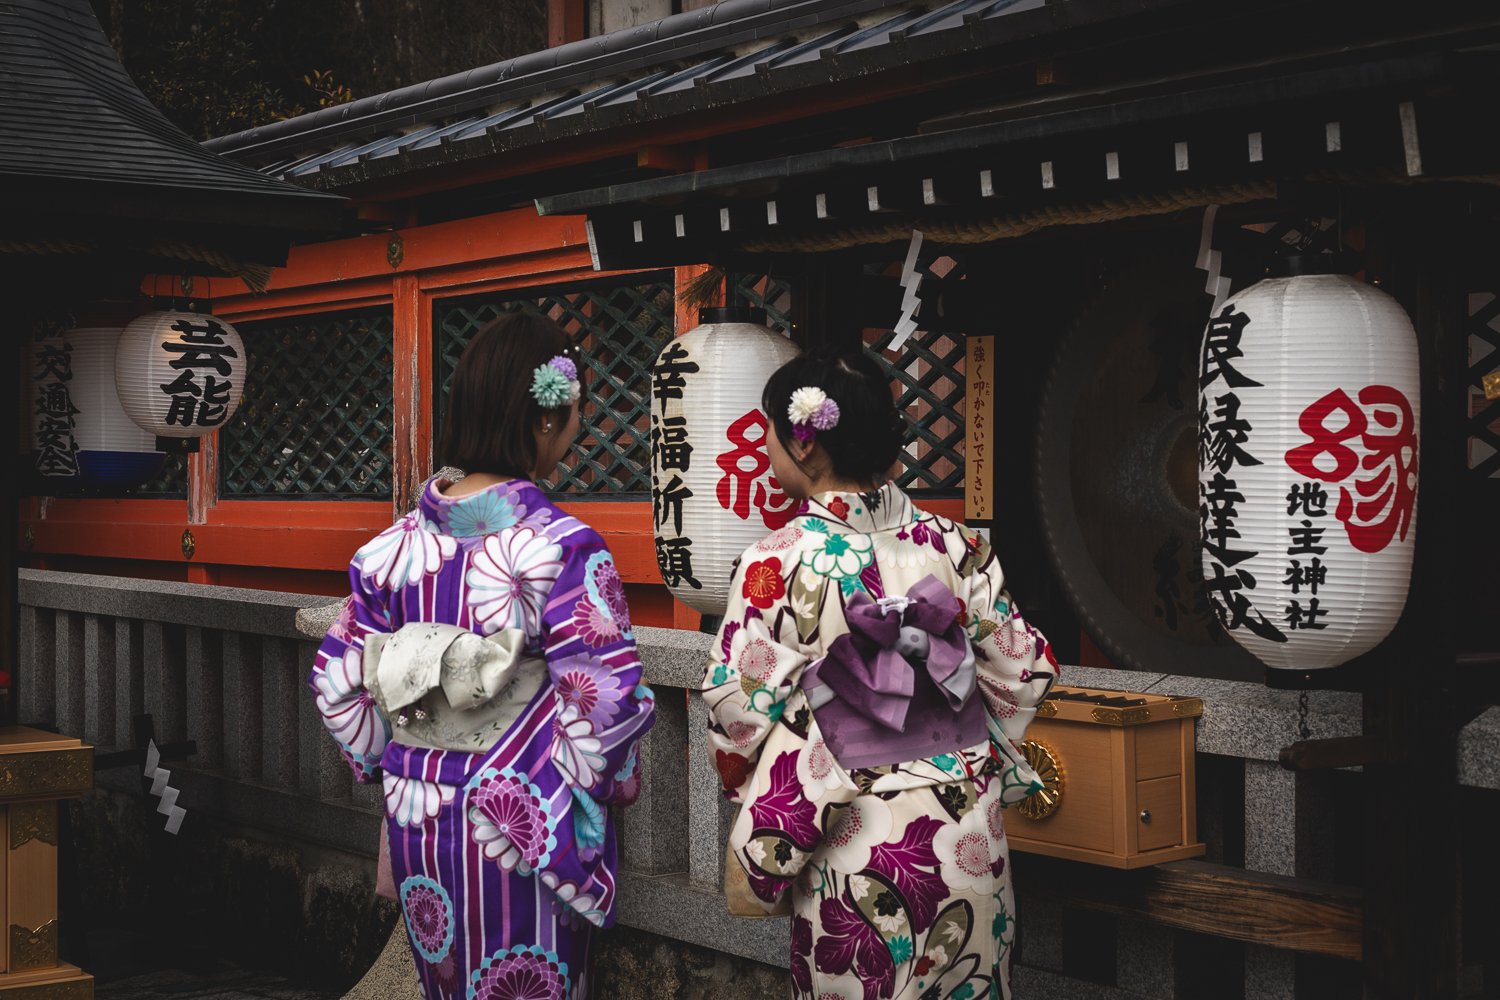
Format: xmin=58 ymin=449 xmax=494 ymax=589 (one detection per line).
xmin=888 ymin=230 xmax=925 ymax=351
xmin=143 ymin=740 xmax=186 ymax=834
xmin=1195 ymin=205 xmax=1232 ymax=316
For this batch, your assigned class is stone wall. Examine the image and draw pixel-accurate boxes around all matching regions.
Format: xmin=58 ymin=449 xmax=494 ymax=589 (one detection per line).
xmin=20 ymin=570 xmax=1500 ymax=997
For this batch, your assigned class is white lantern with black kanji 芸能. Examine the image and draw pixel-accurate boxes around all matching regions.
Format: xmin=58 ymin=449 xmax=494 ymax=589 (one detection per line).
xmin=115 ymin=311 xmax=246 ymax=446
xmin=650 ymin=307 xmax=801 ymax=616
xmin=1197 ymin=268 xmax=1419 ymax=673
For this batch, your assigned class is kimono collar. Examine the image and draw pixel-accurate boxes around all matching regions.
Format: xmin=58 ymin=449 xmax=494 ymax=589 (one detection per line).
xmin=800 ymin=481 xmax=912 ymax=534
xmin=419 ymin=477 xmax=543 ymax=537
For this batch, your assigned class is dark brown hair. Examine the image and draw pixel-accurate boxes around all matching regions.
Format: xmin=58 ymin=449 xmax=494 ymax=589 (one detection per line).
xmin=437 ymin=313 xmax=575 ymax=477
xmin=761 ymin=351 xmax=904 ymax=484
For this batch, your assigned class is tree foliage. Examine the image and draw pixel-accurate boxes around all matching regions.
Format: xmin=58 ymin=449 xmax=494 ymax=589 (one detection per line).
xmin=92 ymin=0 xmax=548 ymax=140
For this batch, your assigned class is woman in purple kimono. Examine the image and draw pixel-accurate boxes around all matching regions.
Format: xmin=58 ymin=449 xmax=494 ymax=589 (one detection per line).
xmin=310 ymin=315 xmax=655 ymax=999
xmin=703 ymin=353 xmax=1056 ymax=1000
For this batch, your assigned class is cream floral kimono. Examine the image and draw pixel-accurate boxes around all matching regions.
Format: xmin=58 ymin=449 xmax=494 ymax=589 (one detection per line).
xmin=702 ymin=483 xmax=1056 ymax=1000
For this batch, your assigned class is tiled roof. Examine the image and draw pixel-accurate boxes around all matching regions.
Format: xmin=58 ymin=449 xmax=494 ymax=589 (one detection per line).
xmin=1 ymin=0 xmax=347 ymax=238
xmin=205 ymin=0 xmax=1167 ymax=188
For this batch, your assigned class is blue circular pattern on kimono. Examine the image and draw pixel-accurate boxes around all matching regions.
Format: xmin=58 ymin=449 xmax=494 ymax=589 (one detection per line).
xmin=469 ymin=944 xmax=570 ymax=1000
xmin=464 ymin=767 xmax=559 ymax=875
xmin=445 ymin=490 xmax=521 ymax=537
xmin=398 ymin=876 xmax=455 ymax=963
xmin=583 ymin=551 xmax=633 ymax=638
xmin=570 ymin=784 xmax=606 ymax=859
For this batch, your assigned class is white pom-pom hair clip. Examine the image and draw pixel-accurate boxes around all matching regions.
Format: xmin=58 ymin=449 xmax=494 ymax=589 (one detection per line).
xmin=787 ymin=386 xmax=840 ymax=443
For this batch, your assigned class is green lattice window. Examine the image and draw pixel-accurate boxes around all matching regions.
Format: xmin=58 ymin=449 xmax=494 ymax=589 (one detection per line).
xmin=132 ymin=453 xmax=188 ymax=496
xmin=731 ymin=273 xmax=793 ymax=335
xmin=220 ymin=309 xmax=395 ymax=498
xmin=435 ymin=275 xmax=674 ymax=495
xmin=866 ymin=329 xmax=965 ymax=493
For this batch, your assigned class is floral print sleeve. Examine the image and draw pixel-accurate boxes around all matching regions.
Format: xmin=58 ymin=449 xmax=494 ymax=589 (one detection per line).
xmin=538 ymin=524 xmax=657 ymax=808
xmin=960 ymin=531 xmax=1058 ymax=747
xmin=309 ymin=559 xmax=393 ymax=783
xmin=702 ymin=549 xmax=812 ymax=805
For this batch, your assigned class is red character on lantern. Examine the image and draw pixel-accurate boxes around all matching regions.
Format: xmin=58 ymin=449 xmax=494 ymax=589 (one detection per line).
xmin=716 ymin=409 xmax=799 ymax=530
xmin=1285 ymin=385 xmax=1418 ymax=554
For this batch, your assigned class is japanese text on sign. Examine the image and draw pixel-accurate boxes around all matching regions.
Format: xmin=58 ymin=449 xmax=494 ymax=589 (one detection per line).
xmin=160 ymin=317 xmax=239 ymax=428
xmin=33 ymin=331 xmax=79 ymax=478
xmin=1199 ymin=303 xmax=1287 ymax=643
xmin=966 ymin=336 xmax=994 ymax=523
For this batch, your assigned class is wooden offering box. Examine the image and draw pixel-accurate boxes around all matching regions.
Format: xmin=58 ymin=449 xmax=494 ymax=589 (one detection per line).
xmin=0 ymin=728 xmax=93 ymax=998
xmin=1007 ymin=686 xmax=1204 ymax=869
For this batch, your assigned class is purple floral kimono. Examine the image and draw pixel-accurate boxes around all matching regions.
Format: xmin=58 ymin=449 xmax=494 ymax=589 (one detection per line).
xmin=702 ymin=483 xmax=1056 ymax=1000
xmin=310 ymin=478 xmax=655 ymax=1000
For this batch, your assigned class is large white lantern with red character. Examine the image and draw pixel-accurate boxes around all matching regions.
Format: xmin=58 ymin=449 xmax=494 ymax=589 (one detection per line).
xmin=1197 ymin=266 xmax=1419 ymax=674
xmin=650 ymin=308 xmax=801 ymax=617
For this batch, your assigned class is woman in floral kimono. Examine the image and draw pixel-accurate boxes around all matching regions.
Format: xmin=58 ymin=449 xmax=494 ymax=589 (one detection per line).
xmin=310 ymin=315 xmax=655 ymax=1000
xmin=702 ymin=353 xmax=1056 ymax=1000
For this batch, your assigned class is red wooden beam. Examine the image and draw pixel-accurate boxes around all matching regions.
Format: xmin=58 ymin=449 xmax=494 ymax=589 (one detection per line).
xmin=548 ymin=0 xmax=586 ymax=47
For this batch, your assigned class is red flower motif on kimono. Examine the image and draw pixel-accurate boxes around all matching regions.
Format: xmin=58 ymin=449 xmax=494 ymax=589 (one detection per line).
xmin=742 ymin=558 xmax=785 ymax=609
xmin=814 ymin=894 xmax=895 ymax=1000
xmin=716 ymin=750 xmax=752 ymax=792
xmin=826 ymin=495 xmax=851 ymax=520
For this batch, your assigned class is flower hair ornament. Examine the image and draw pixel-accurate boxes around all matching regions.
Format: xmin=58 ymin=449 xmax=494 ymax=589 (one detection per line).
xmin=530 ymin=354 xmax=581 ymax=408
xmin=787 ymin=386 xmax=840 ymax=443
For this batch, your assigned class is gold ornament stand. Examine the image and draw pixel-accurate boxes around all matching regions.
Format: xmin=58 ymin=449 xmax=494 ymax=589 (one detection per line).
xmin=0 ymin=728 xmax=92 ymax=998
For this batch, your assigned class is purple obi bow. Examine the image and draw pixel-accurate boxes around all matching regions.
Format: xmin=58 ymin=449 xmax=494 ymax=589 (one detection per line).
xmin=802 ymin=574 xmax=986 ymax=770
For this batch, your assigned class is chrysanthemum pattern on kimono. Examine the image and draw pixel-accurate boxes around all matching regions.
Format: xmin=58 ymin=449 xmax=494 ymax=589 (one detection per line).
xmin=309 ymin=477 xmax=655 ymax=1000
xmin=702 ymin=482 xmax=1056 ymax=1000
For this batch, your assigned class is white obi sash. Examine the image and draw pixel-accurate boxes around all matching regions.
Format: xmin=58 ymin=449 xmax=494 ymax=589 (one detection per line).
xmin=363 ymin=622 xmax=548 ymax=752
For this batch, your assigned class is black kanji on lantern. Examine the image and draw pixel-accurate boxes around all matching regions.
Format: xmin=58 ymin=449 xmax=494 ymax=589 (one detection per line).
xmin=652 ymin=342 xmax=698 ymax=414
xmin=1203 ymin=562 xmax=1287 ymax=642
xmin=1200 ymin=472 xmax=1252 ymax=567
xmin=653 ymin=474 xmax=693 ymax=535
xmin=1286 ymin=519 xmax=1329 ymax=556
xmin=651 ymin=414 xmax=693 ymax=472
xmin=1200 ymin=393 xmax=1262 ymax=473
xmin=655 ymin=536 xmax=701 ymax=589
xmin=1199 ymin=305 xmax=1262 ymax=390
xmin=164 ymin=318 xmax=238 ymax=376
xmin=1285 ymin=597 xmax=1329 ymax=631
xmin=33 ymin=337 xmax=79 ymax=477
xmin=1286 ymin=481 xmax=1329 ymax=518
xmin=160 ymin=318 xmax=238 ymax=428
xmin=159 ymin=370 xmax=235 ymax=427
xmin=1283 ymin=557 xmax=1327 ymax=595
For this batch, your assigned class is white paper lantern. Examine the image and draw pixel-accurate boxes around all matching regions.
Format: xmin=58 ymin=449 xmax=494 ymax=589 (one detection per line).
xmin=66 ymin=327 xmax=166 ymax=488
xmin=1197 ymin=272 xmax=1419 ymax=672
xmin=650 ymin=309 xmax=801 ymax=615
xmin=115 ymin=310 xmax=246 ymax=440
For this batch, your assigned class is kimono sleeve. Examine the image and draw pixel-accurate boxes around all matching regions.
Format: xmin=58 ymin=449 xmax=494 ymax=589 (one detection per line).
xmin=307 ymin=561 xmax=393 ymax=783
xmin=963 ymin=536 xmax=1059 ymax=747
xmin=538 ymin=527 xmax=656 ymax=808
xmin=701 ymin=550 xmax=810 ymax=804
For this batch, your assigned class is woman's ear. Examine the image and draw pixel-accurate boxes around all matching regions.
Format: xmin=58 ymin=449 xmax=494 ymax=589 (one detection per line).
xmin=790 ymin=436 xmax=817 ymax=464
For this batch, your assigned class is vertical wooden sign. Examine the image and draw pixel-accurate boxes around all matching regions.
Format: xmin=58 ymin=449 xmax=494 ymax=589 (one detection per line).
xmin=965 ymin=336 xmax=996 ymax=534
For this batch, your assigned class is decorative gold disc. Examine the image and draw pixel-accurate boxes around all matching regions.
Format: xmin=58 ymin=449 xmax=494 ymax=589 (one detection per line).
xmin=1016 ymin=739 xmax=1063 ymax=821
